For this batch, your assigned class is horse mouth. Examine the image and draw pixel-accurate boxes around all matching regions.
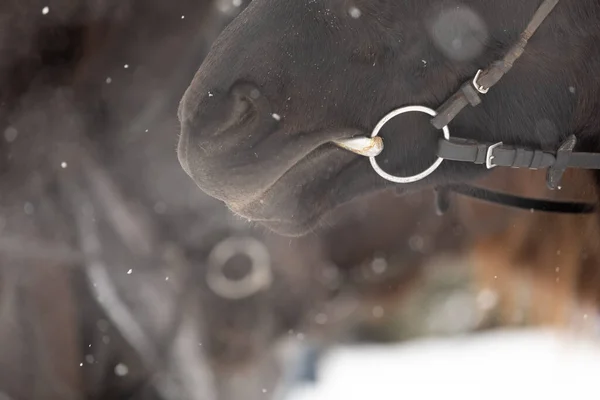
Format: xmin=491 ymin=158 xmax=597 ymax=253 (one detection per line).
xmin=228 ymin=205 xmax=324 ymax=236
xmin=177 ymin=114 xmax=380 ymax=232
xmin=223 ymin=146 xmax=383 ymax=236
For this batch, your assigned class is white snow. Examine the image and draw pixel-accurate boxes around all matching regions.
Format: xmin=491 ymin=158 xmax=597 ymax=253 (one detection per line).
xmin=114 ymin=363 xmax=129 ymax=376
xmin=4 ymin=127 xmax=18 ymax=142
xmin=372 ymin=306 xmax=384 ymax=318
xmin=286 ymin=329 xmax=600 ymax=400
xmin=348 ymin=7 xmax=361 ymax=19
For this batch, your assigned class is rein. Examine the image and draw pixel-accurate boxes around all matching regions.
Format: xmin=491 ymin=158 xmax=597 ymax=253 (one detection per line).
xmin=335 ymin=0 xmax=600 ymax=215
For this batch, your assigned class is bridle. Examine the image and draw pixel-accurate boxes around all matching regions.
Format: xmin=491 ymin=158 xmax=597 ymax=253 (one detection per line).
xmin=335 ymin=0 xmax=600 ymax=215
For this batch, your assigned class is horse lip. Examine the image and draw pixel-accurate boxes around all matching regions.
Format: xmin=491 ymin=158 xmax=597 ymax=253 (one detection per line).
xmin=226 ymin=202 xmax=287 ymax=224
xmin=177 ymin=128 xmax=193 ymax=178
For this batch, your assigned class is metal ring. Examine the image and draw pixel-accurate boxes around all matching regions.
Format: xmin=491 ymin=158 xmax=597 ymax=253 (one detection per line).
xmin=369 ymin=105 xmax=451 ymax=183
xmin=206 ymin=236 xmax=273 ymax=300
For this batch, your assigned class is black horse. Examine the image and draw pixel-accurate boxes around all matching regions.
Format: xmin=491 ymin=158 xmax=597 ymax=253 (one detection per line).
xmin=178 ymin=0 xmax=600 ymax=236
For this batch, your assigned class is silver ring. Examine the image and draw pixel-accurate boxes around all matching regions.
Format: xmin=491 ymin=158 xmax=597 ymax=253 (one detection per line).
xmin=369 ymin=105 xmax=450 ymax=183
xmin=206 ymin=236 xmax=273 ymax=300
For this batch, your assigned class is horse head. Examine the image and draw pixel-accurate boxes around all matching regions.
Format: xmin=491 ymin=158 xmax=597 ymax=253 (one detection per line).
xmin=177 ymin=0 xmax=600 ymax=235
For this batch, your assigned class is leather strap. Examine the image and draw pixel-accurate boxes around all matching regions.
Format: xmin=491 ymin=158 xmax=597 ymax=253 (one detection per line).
xmin=437 ymin=139 xmax=600 ymax=171
xmin=430 ymin=0 xmax=560 ymax=129
xmin=439 ymin=183 xmax=597 ymax=214
xmin=425 ymin=0 xmax=598 ymax=215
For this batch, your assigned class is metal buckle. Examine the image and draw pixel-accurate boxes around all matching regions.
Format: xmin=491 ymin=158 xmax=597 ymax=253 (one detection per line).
xmin=485 ymin=142 xmax=503 ymax=169
xmin=472 ymin=69 xmax=489 ymax=94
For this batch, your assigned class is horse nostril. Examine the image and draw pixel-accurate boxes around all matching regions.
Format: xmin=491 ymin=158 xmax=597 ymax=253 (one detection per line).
xmin=227 ymin=82 xmax=270 ymax=126
xmin=230 ymin=81 xmax=262 ymax=101
xmin=230 ymin=90 xmax=256 ymax=127
xmin=177 ymin=80 xmax=273 ymax=165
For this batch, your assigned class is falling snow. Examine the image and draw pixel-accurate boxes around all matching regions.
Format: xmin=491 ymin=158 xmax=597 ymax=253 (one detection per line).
xmin=476 ymin=289 xmax=498 ymax=310
xmin=315 ymin=313 xmax=328 ymax=325
xmin=272 ymin=113 xmax=281 ymax=121
xmin=408 ymin=235 xmax=425 ymax=252
xmin=371 ymin=257 xmax=387 ymax=274
xmin=4 ymin=126 xmax=18 ymax=142
xmin=372 ymin=306 xmax=384 ymax=318
xmin=24 ymin=203 xmax=34 ymax=215
xmin=429 ymin=6 xmax=488 ymax=62
xmin=42 ymin=6 xmax=49 ymax=15
xmin=97 ymin=319 xmax=110 ymax=332
xmin=348 ymin=6 xmax=361 ymax=18
xmin=154 ymin=202 xmax=167 ymax=214
xmin=61 ymin=162 xmax=67 ymax=168
xmin=115 ymin=363 xmax=129 ymax=376
xmin=127 ymin=269 xmax=132 ymax=275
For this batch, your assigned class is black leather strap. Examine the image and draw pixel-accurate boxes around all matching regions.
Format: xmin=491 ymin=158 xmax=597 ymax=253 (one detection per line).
xmin=445 ymin=183 xmax=597 ymax=214
xmin=430 ymin=0 xmax=560 ymax=129
xmin=420 ymin=0 xmax=597 ymax=215
xmin=437 ymin=139 xmax=600 ymax=170
xmin=437 ymin=139 xmax=552 ymax=168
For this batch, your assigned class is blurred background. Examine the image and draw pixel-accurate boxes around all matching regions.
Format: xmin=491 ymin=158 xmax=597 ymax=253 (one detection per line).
xmin=2 ymin=0 xmax=600 ymax=399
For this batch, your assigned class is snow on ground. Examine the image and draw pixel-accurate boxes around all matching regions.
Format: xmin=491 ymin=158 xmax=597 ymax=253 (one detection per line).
xmin=286 ymin=329 xmax=600 ymax=400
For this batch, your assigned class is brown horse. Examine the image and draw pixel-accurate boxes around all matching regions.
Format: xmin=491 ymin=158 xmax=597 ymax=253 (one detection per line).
xmin=176 ymin=0 xmax=600 ymax=330
xmin=177 ymin=0 xmax=600 ymax=234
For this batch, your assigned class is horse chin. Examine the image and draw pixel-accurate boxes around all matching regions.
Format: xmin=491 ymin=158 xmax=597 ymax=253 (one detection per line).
xmin=225 ymin=196 xmax=323 ymax=236
xmin=258 ymin=217 xmax=322 ymax=237
xmin=228 ymin=164 xmax=392 ymax=237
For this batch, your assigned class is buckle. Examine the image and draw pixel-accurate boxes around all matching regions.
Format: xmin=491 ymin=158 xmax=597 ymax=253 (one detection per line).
xmin=485 ymin=142 xmax=503 ymax=169
xmin=472 ymin=69 xmax=490 ymax=94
